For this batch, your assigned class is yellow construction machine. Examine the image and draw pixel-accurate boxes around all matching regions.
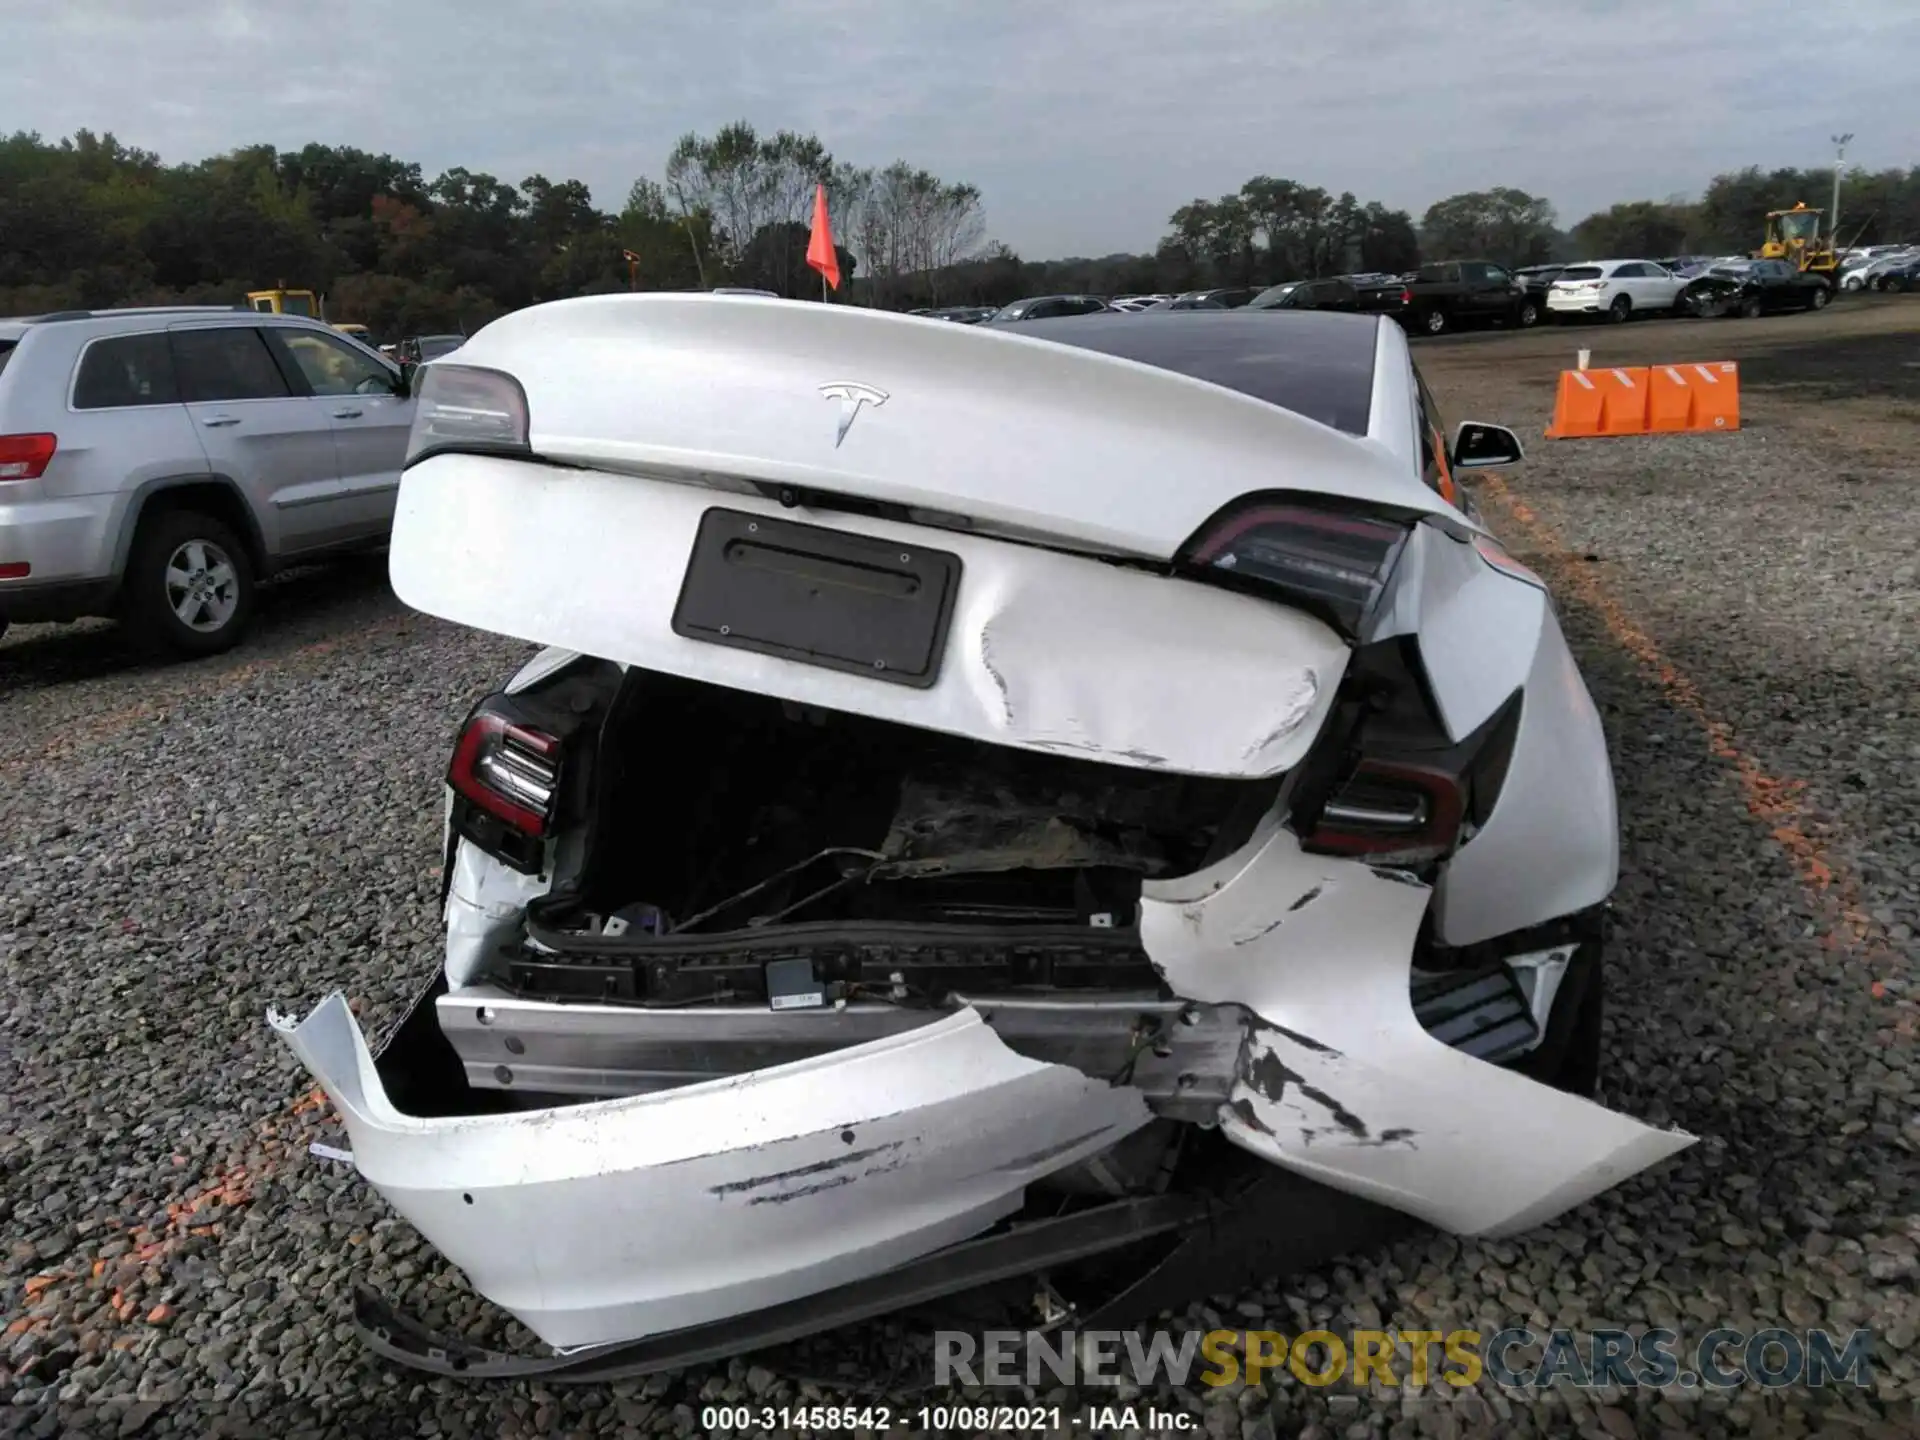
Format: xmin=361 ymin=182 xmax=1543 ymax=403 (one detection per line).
xmin=1759 ymin=203 xmax=1839 ymax=278
xmin=245 ymin=286 xmax=322 ymax=318
xmin=245 ymin=286 xmax=376 ymax=343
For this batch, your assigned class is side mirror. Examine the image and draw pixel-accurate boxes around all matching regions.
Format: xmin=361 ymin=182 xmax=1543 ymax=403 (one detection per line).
xmin=390 ymin=367 xmax=412 ymax=399
xmin=1450 ymin=421 xmax=1524 ymax=470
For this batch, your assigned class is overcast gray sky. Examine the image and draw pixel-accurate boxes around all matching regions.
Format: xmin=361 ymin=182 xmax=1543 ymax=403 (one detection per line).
xmin=7 ymin=0 xmax=1913 ymax=257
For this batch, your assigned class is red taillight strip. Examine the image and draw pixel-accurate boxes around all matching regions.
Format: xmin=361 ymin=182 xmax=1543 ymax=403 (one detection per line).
xmin=0 ymin=433 xmax=57 ymax=482
xmin=1305 ymin=759 xmax=1466 ymax=858
xmin=449 ymin=712 xmax=558 ymax=836
xmin=1188 ymin=505 xmax=1408 ymax=564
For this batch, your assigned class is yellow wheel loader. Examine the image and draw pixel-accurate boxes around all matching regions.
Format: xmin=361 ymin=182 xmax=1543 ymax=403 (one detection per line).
xmin=1759 ymin=204 xmax=1839 ymax=278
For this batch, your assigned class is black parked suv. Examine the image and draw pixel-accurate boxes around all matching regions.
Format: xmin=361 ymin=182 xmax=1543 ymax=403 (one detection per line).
xmin=1400 ymin=261 xmax=1536 ymax=336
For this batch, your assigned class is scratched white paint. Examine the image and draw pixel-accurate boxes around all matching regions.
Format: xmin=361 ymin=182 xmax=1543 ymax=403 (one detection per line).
xmin=443 ymin=835 xmax=551 ymax=988
xmin=271 ymin=997 xmax=1150 ymax=1348
xmin=1140 ymin=821 xmax=1693 ymax=1237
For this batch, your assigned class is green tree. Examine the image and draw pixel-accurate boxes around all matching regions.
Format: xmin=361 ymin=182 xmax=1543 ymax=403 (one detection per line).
xmin=1569 ymin=200 xmax=1697 ymax=259
xmin=1420 ymin=188 xmax=1558 ymax=267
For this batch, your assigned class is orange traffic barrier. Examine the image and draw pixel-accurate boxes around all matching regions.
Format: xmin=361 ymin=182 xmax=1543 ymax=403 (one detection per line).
xmin=1546 ymin=360 xmax=1740 ymax=438
xmin=1544 ymin=366 xmax=1649 ymax=438
xmin=1649 ymin=362 xmax=1740 ymax=432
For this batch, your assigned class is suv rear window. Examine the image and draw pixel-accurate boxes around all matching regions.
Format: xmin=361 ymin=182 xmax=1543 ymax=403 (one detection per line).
xmin=1557 ymin=266 xmax=1604 ymax=280
xmin=0 ymin=340 xmax=14 ymax=379
xmin=74 ymin=333 xmax=179 ymax=409
xmin=171 ymin=327 xmax=292 ymax=403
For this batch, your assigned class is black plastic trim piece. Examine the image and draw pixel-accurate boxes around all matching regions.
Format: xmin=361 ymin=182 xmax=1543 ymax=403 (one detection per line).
xmin=511 ymin=909 xmax=1160 ymax=1005
xmin=671 ymin=507 xmax=963 ymax=690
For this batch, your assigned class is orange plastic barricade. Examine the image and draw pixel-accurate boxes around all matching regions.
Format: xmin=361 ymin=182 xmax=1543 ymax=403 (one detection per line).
xmin=1648 ymin=362 xmax=1740 ymax=432
xmin=1544 ymin=366 xmax=1649 ymax=438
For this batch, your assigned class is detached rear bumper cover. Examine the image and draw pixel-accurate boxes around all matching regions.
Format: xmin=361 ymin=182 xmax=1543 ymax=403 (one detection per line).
xmin=272 ymin=828 xmax=1691 ymax=1349
xmin=271 ymin=1000 xmax=1149 ymax=1349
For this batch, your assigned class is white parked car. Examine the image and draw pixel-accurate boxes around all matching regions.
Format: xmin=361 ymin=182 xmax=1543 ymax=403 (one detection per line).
xmin=272 ymin=300 xmax=1692 ymax=1377
xmin=1546 ymin=259 xmax=1688 ymax=322
xmin=1840 ymin=249 xmax=1916 ymax=291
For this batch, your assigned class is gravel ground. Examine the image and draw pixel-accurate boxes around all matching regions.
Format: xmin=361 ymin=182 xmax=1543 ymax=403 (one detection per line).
xmin=2 ymin=299 xmax=1917 ymax=1439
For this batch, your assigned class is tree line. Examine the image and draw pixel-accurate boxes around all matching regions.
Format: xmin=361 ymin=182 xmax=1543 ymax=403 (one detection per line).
xmin=3 ymin=125 xmax=1915 ymax=336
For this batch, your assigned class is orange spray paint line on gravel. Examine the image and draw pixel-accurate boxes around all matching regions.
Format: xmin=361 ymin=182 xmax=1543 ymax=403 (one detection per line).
xmin=1476 ymin=475 xmax=1899 ymax=1012
xmin=0 ymin=1084 xmax=336 ymax=1363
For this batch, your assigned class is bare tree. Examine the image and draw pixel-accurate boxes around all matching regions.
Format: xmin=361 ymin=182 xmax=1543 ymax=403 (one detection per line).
xmin=924 ymin=183 xmax=987 ymax=302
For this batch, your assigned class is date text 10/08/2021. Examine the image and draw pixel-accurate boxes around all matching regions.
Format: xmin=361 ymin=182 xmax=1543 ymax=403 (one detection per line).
xmin=699 ymin=1405 xmax=1194 ymax=1433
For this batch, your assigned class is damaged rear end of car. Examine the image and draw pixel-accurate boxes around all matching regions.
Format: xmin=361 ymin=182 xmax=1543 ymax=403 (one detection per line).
xmin=270 ymin=296 xmax=1692 ymax=1375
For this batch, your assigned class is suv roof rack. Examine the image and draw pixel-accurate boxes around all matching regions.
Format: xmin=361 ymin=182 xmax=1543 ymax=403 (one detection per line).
xmin=24 ymin=305 xmax=252 ymax=324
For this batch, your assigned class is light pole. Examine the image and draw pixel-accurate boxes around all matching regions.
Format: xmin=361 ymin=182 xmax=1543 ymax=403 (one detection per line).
xmin=1830 ymin=133 xmax=1853 ymax=242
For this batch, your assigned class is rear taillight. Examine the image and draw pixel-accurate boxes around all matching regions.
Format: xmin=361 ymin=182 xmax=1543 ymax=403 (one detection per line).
xmin=1183 ymin=500 xmax=1413 ymax=638
xmin=449 ymin=711 xmax=561 ymax=873
xmin=1400 ymin=289 xmax=1413 ymax=306
xmin=0 ymin=433 xmax=57 ymax=481
xmin=1302 ymin=758 xmax=1466 ymax=862
xmin=405 ymin=364 xmax=530 ymax=466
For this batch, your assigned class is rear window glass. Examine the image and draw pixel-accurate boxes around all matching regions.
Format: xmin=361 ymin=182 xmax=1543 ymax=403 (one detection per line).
xmin=1557 ymin=266 xmax=1604 ymax=280
xmin=0 ymin=340 xmax=14 ymax=378
xmin=172 ymin=327 xmax=291 ymax=403
xmin=1017 ymin=310 xmax=1378 ymax=436
xmin=74 ymin=333 xmax=179 ymax=409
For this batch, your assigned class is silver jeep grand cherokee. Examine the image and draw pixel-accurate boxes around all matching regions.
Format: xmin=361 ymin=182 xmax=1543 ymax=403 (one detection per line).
xmin=0 ymin=306 xmax=414 ymax=655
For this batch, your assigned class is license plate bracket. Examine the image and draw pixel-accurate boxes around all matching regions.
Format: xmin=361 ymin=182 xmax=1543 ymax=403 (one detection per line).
xmin=671 ymin=508 xmax=961 ymax=689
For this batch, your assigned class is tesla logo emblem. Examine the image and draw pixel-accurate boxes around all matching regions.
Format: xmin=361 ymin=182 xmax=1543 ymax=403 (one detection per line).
xmin=818 ymin=381 xmax=888 ymax=447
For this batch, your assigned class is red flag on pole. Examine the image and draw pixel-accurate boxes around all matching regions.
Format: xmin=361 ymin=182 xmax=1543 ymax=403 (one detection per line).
xmin=805 ymin=183 xmax=840 ymax=293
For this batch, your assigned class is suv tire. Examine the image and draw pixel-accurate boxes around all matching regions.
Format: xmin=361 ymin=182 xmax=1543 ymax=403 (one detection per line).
xmin=1606 ymin=295 xmax=1632 ymax=323
xmin=120 ymin=509 xmax=256 ymax=658
xmin=1421 ymin=308 xmax=1448 ymax=336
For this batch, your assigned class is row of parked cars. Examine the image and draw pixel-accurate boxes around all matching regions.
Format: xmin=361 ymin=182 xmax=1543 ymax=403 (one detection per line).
xmin=1522 ymin=258 xmax=1837 ymax=323
xmin=948 ymin=247 xmax=1873 ymax=338
xmin=1837 ymin=245 xmax=1920 ymax=292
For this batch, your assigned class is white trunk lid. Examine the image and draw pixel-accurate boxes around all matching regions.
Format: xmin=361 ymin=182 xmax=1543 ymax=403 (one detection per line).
xmin=390 ymin=455 xmax=1348 ymax=778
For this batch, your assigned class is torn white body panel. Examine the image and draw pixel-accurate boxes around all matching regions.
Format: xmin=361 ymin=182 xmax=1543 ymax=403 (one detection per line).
xmin=1141 ymin=822 xmax=1691 ymax=1237
xmin=1406 ymin=526 xmax=1546 ymax=743
xmin=444 ymin=834 xmax=551 ymax=989
xmin=390 ymin=456 xmax=1347 ymax=778
xmin=1431 ymin=604 xmax=1619 ymax=948
xmin=271 ymin=996 xmax=1150 ymax=1349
